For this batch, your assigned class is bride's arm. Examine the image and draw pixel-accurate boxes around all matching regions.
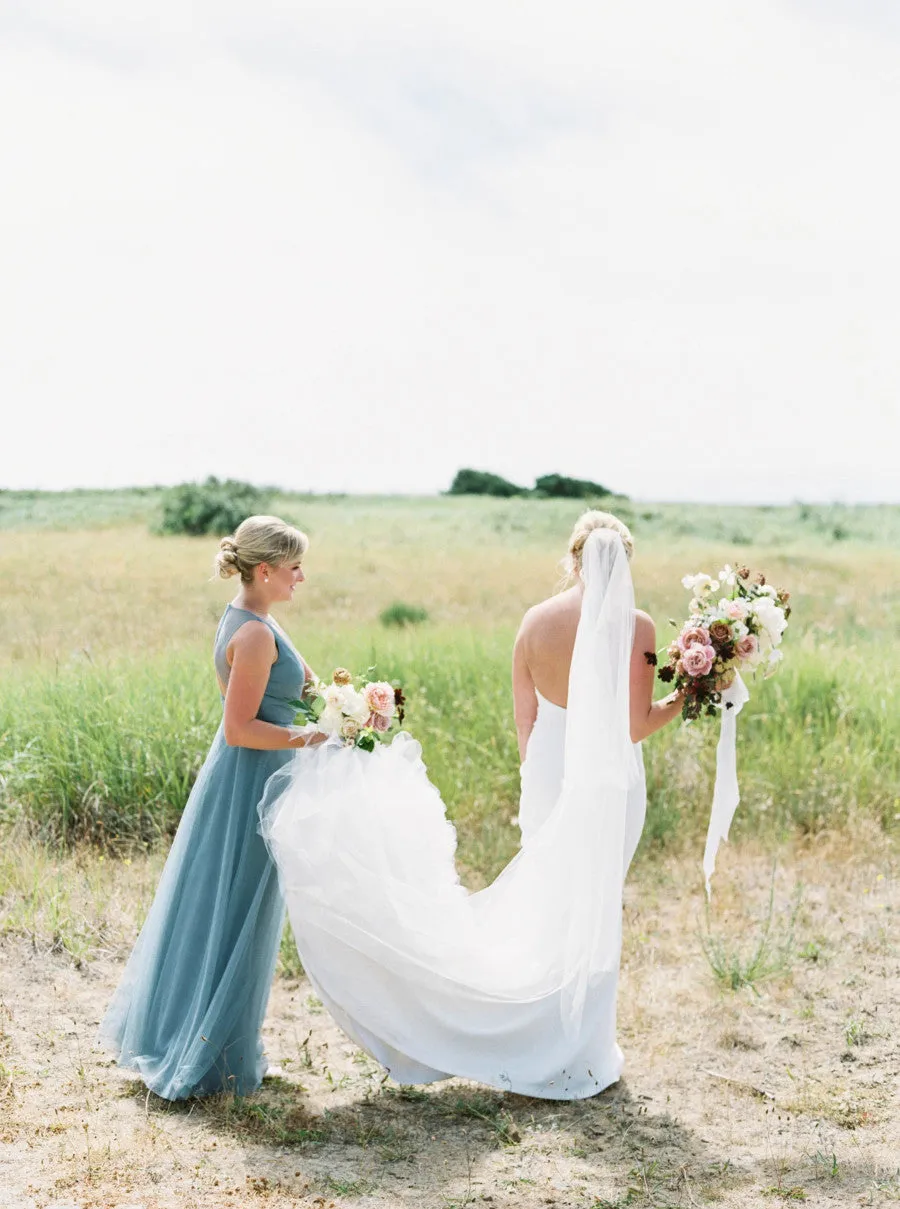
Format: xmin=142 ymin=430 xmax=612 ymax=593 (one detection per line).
xmin=512 ymin=628 xmax=538 ymax=762
xmin=223 ymin=623 xmax=322 ymax=750
xmin=629 ymin=611 xmax=684 ymax=743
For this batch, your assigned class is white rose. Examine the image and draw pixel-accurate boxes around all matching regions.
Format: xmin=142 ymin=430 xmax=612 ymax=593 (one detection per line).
xmin=322 ymin=683 xmax=345 ymax=711
xmin=754 ymin=600 xmax=787 ymax=644
xmin=317 ymin=705 xmax=343 ymax=734
xmin=342 ymin=688 xmax=371 ymax=725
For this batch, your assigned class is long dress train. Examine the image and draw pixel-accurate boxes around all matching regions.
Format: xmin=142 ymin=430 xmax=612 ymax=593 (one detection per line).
xmin=98 ymin=605 xmax=306 ymax=1100
xmin=259 ymin=530 xmax=644 ymax=1099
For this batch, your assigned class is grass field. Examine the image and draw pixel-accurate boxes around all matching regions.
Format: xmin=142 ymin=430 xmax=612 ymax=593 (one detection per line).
xmin=1 ymin=489 xmax=897 ymax=875
xmin=1 ymin=488 xmax=898 ymax=1209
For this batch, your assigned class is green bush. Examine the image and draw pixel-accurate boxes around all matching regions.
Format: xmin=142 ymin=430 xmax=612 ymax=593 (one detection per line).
xmin=380 ymin=602 xmax=430 ymax=627
xmin=534 ymin=473 xmax=613 ymax=499
xmin=447 ymin=469 xmax=525 ymax=498
xmin=159 ymin=477 xmax=271 ymax=537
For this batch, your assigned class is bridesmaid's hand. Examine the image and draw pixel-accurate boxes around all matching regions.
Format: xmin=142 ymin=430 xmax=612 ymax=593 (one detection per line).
xmin=287 ymin=727 xmax=327 ymax=749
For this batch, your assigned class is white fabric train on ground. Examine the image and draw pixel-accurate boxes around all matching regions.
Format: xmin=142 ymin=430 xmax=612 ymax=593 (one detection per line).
xmin=258 ymin=530 xmax=646 ymax=1099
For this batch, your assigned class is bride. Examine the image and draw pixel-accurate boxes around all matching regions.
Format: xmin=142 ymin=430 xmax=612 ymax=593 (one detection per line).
xmin=259 ymin=510 xmax=684 ymax=1099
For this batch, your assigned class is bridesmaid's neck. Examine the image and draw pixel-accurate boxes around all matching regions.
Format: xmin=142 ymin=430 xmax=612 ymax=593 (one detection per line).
xmin=233 ymin=589 xmax=274 ymax=619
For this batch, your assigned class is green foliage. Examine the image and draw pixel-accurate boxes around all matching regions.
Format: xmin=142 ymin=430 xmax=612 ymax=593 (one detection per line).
xmin=158 ymin=476 xmax=270 ymax=537
xmin=447 ymin=468 xmax=525 ymax=497
xmin=534 ymin=472 xmax=613 ymax=498
xmin=380 ymin=601 xmax=430 ymax=627
xmin=0 ymin=657 xmax=219 ymax=846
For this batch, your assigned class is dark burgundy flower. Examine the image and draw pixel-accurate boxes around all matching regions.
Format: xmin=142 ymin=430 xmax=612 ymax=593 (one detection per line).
xmin=393 ymin=685 xmax=406 ymax=724
xmin=644 ymin=651 xmax=658 ymax=666
xmin=658 ymin=665 xmax=675 ymax=683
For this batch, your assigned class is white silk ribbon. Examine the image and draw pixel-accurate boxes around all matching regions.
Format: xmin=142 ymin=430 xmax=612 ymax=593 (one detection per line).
xmin=703 ymin=672 xmax=751 ymax=897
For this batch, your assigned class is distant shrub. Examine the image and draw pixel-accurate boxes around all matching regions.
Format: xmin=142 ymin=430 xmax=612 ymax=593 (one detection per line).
xmin=534 ymin=473 xmax=612 ymax=499
xmin=380 ymin=602 xmax=429 ymax=627
xmin=159 ymin=477 xmax=270 ymax=536
xmin=447 ymin=469 xmax=525 ymax=497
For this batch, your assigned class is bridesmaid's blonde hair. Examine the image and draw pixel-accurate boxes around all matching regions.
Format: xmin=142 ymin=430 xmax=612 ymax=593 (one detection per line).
xmin=215 ymin=515 xmax=309 ymax=584
xmin=564 ymin=509 xmax=634 ymax=582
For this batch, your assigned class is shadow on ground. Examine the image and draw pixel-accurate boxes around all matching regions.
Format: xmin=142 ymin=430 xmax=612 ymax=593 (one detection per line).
xmin=129 ymin=1075 xmax=751 ymax=1206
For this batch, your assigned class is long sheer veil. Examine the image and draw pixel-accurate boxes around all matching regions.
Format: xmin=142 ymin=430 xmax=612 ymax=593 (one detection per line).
xmin=258 ymin=527 xmax=646 ymax=1097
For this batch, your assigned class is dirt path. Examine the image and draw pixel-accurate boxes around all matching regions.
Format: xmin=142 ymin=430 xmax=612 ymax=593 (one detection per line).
xmin=1 ymin=841 xmax=898 ymax=1209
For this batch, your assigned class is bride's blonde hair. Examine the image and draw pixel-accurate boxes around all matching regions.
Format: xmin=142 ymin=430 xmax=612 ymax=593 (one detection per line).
xmin=214 ymin=515 xmax=309 ymax=584
xmin=562 ymin=509 xmax=634 ymax=585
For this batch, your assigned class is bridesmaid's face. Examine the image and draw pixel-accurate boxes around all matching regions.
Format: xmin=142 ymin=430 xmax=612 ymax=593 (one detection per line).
xmin=266 ymin=560 xmax=306 ymax=603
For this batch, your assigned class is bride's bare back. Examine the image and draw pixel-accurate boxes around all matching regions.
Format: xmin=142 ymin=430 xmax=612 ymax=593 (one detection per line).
xmin=512 ymin=585 xmax=681 ymax=760
xmin=516 ymin=586 xmax=584 ymax=709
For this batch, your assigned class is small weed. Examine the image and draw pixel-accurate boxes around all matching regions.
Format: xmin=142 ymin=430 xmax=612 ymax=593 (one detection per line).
xmin=844 ymin=1016 xmax=870 ymax=1047
xmin=761 ymin=1187 xmax=807 ymax=1201
xmin=699 ymin=868 xmax=802 ymax=992
xmin=799 ymin=940 xmax=822 ymax=962
xmin=870 ymin=1169 xmax=900 ymax=1200
xmin=811 ymin=1150 xmax=840 ymax=1179
xmin=323 ymin=1174 xmax=372 ymax=1196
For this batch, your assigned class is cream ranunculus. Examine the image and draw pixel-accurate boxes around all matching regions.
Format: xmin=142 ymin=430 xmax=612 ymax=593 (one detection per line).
xmin=340 ymin=717 xmax=361 ymax=741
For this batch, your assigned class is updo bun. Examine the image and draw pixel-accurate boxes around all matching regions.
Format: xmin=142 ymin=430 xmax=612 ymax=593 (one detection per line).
xmin=213 ymin=516 xmax=309 ymax=584
xmin=214 ymin=538 xmax=242 ymax=580
xmin=566 ymin=509 xmax=634 ymax=579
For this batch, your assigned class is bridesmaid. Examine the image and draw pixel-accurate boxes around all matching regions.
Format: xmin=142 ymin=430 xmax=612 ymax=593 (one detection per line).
xmin=99 ymin=515 xmax=323 ymax=1100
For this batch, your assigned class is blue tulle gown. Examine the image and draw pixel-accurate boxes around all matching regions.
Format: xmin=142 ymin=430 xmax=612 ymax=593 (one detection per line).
xmin=98 ymin=604 xmax=306 ymax=1100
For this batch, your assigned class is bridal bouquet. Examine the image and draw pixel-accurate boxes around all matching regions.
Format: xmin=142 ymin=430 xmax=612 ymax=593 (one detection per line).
xmin=657 ymin=564 xmax=791 ymax=721
xmin=292 ymin=668 xmax=405 ymax=751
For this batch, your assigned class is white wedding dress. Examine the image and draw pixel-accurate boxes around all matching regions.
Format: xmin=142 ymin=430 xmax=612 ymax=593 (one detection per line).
xmin=258 ymin=531 xmax=647 ymax=1099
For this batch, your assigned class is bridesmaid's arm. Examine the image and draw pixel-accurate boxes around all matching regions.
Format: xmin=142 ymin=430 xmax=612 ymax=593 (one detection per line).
xmin=223 ymin=623 xmax=318 ymax=750
xmin=512 ymin=628 xmax=538 ymax=763
xmin=629 ymin=611 xmax=684 ymax=743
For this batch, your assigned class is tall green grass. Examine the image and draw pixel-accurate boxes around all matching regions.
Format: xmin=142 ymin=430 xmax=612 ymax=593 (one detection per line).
xmin=2 ymin=629 xmax=896 ymax=880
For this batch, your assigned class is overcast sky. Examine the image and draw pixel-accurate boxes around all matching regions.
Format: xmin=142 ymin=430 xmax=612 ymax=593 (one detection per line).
xmin=1 ymin=1 xmax=899 ymax=503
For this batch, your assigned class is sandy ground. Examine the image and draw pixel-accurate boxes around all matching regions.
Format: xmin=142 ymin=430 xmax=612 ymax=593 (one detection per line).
xmin=1 ymin=839 xmax=898 ymax=1209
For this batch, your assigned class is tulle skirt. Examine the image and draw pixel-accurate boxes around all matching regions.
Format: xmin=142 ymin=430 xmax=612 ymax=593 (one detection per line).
xmin=258 ymin=721 xmax=646 ymax=1099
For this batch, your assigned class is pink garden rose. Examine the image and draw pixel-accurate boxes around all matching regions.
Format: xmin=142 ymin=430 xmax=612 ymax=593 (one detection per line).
xmin=735 ymin=634 xmax=759 ymax=661
xmin=725 ymin=601 xmax=746 ymax=620
xmin=681 ymin=643 xmax=716 ymax=677
xmin=678 ymin=625 xmax=711 ymax=652
xmin=370 ymin=711 xmax=392 ymax=732
xmin=364 ymin=681 xmax=395 ymax=717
